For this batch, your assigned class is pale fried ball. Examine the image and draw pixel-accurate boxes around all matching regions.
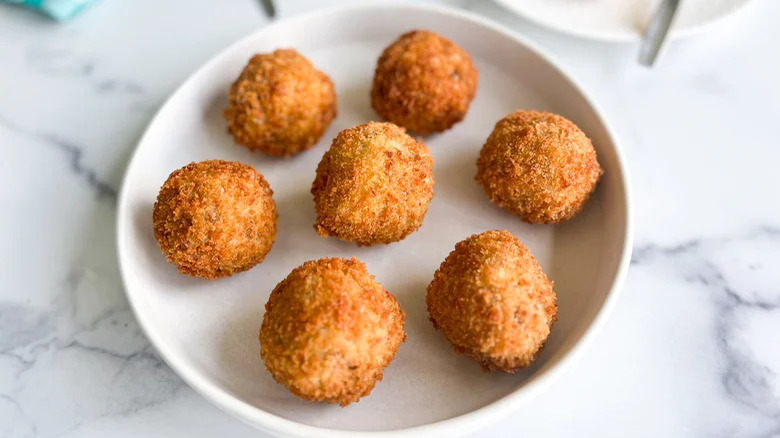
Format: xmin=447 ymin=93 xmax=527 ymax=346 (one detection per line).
xmin=153 ymin=160 xmax=277 ymax=279
xmin=224 ymin=49 xmax=337 ymax=157
xmin=426 ymin=230 xmax=556 ymax=372
xmin=259 ymin=257 xmax=405 ymax=406
xmin=476 ymin=110 xmax=602 ymax=223
xmin=311 ymin=122 xmax=434 ymax=245
xmin=371 ymin=30 xmax=478 ymax=135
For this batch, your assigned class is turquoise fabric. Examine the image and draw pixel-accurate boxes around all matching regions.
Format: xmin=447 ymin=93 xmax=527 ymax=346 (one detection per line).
xmin=2 ymin=0 xmax=97 ymax=20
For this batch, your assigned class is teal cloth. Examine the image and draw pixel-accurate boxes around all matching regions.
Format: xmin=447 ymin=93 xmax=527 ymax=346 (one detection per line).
xmin=2 ymin=0 xmax=97 ymax=20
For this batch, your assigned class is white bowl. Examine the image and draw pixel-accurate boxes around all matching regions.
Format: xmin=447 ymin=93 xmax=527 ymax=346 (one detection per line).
xmin=493 ymin=0 xmax=754 ymax=43
xmin=116 ymin=3 xmax=632 ymax=437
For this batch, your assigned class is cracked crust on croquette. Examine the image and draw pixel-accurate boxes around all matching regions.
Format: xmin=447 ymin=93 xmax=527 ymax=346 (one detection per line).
xmin=223 ymin=49 xmax=337 ymax=157
xmin=259 ymin=257 xmax=406 ymax=406
xmin=371 ymin=30 xmax=478 ymax=134
xmin=152 ymin=160 xmax=277 ymax=279
xmin=426 ymin=230 xmax=557 ymax=372
xmin=476 ymin=110 xmax=603 ymax=223
xmin=311 ymin=122 xmax=434 ymax=245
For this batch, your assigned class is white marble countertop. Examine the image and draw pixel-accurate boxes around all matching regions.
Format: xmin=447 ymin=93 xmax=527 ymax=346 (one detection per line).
xmin=1 ymin=0 xmax=779 ymax=436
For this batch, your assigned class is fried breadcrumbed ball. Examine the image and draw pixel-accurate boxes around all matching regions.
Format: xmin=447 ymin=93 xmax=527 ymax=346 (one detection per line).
xmin=476 ymin=110 xmax=603 ymax=223
xmin=371 ymin=30 xmax=478 ymax=135
xmin=311 ymin=122 xmax=434 ymax=245
xmin=426 ymin=230 xmax=556 ymax=372
xmin=223 ymin=49 xmax=337 ymax=157
xmin=259 ymin=257 xmax=405 ymax=406
xmin=153 ymin=160 xmax=277 ymax=279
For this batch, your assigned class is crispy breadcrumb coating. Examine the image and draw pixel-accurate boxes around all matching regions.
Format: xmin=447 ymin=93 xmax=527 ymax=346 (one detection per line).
xmin=311 ymin=122 xmax=434 ymax=245
xmin=259 ymin=257 xmax=405 ymax=406
xmin=426 ymin=230 xmax=556 ymax=372
xmin=476 ymin=110 xmax=602 ymax=223
xmin=224 ymin=49 xmax=337 ymax=157
xmin=371 ymin=30 xmax=478 ymax=135
xmin=153 ymin=160 xmax=277 ymax=279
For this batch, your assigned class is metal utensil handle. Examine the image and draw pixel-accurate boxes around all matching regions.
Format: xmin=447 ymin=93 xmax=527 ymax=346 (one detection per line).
xmin=260 ymin=0 xmax=276 ymax=18
xmin=638 ymin=0 xmax=681 ymax=66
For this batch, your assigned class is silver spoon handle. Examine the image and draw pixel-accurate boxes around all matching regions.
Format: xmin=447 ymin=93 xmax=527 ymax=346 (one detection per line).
xmin=638 ymin=0 xmax=681 ymax=66
xmin=260 ymin=0 xmax=276 ymax=18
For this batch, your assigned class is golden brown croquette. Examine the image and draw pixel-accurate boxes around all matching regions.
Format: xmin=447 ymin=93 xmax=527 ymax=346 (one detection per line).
xmin=152 ymin=160 xmax=277 ymax=279
xmin=476 ymin=110 xmax=602 ymax=223
xmin=259 ymin=257 xmax=405 ymax=406
xmin=426 ymin=230 xmax=556 ymax=372
xmin=371 ymin=30 xmax=478 ymax=135
xmin=224 ymin=49 xmax=337 ymax=157
xmin=311 ymin=122 xmax=434 ymax=245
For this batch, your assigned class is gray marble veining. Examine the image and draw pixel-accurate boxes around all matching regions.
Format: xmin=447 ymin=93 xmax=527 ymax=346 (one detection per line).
xmin=0 ymin=114 xmax=117 ymax=200
xmin=634 ymin=228 xmax=780 ymax=425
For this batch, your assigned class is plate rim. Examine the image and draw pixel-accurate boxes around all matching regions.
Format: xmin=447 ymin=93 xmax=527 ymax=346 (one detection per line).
xmin=492 ymin=0 xmax=756 ymax=43
xmin=116 ymin=3 xmax=634 ymax=436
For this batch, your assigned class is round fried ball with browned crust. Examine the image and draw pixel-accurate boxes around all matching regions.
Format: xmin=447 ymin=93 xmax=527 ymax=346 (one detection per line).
xmin=223 ymin=49 xmax=337 ymax=157
xmin=426 ymin=230 xmax=556 ymax=372
xmin=476 ymin=110 xmax=603 ymax=223
xmin=153 ymin=160 xmax=277 ymax=279
xmin=311 ymin=122 xmax=434 ymax=245
xmin=371 ymin=30 xmax=478 ymax=135
xmin=259 ymin=257 xmax=405 ymax=406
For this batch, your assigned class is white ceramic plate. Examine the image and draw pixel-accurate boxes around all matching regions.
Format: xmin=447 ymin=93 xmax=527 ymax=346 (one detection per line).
xmin=494 ymin=0 xmax=753 ymax=42
xmin=116 ymin=3 xmax=632 ymax=437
